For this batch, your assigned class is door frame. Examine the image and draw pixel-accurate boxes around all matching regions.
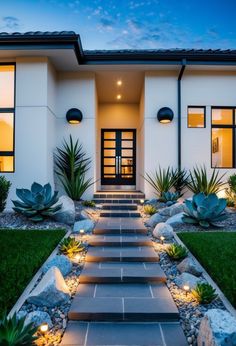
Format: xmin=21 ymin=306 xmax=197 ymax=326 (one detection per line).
xmin=101 ymin=128 xmax=136 ymax=186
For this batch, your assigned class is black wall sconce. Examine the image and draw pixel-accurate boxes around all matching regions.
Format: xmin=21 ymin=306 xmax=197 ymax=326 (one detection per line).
xmin=66 ymin=108 xmax=83 ymax=124
xmin=157 ymin=107 xmax=174 ymax=124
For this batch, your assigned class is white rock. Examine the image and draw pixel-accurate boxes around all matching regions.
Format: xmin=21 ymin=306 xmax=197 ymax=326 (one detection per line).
xmin=146 ymin=213 xmax=165 ymax=227
xmin=153 ymin=222 xmax=174 ymax=239
xmin=24 ymin=311 xmax=53 ymax=329
xmin=177 ymin=257 xmax=202 ymax=277
xmin=175 ymin=272 xmax=201 ymax=290
xmin=42 ymin=255 xmax=72 ymax=277
xmin=166 ymin=212 xmax=184 ymax=226
xmin=198 ymin=309 xmax=236 ymax=346
xmin=159 ymin=203 xmax=185 ymax=217
xmin=79 ymin=210 xmax=91 ymax=220
xmin=27 ymin=267 xmax=70 ymax=307
xmin=73 ymin=219 xmax=94 ymax=233
xmin=53 ymin=195 xmax=75 ymax=225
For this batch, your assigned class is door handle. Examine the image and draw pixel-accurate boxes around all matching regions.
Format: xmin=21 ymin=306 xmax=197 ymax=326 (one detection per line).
xmin=118 ymin=156 xmax=121 ymax=174
xmin=116 ymin=156 xmax=119 ymax=175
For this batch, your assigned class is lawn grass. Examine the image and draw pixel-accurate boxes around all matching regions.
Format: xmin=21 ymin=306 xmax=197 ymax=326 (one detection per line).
xmin=0 ymin=229 xmax=65 ymax=315
xmin=178 ymin=232 xmax=236 ymax=308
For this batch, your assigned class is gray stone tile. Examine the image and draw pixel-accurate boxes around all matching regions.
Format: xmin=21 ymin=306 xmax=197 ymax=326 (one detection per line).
xmin=86 ymin=322 xmax=164 ymax=346
xmin=76 ymin=284 xmax=96 ymax=297
xmin=60 ymin=321 xmax=88 ymax=346
xmin=161 ymin=323 xmax=188 ymax=346
xmin=151 ymin=283 xmax=176 ymax=299
xmin=123 ymin=268 xmax=166 ymax=283
xmin=95 ymin=284 xmax=152 ymax=298
xmin=100 ymin=262 xmax=146 ymax=269
xmin=79 ymin=268 xmax=122 ymax=283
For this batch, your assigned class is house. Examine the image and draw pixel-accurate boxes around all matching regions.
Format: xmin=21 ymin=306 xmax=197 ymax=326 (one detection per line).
xmin=0 ymin=31 xmax=236 ymax=205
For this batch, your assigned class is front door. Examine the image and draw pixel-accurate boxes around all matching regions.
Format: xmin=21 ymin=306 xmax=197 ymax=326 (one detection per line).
xmin=101 ymin=129 xmax=136 ymax=186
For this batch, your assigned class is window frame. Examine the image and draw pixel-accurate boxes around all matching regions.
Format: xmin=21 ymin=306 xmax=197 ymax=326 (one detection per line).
xmin=0 ymin=62 xmax=16 ymax=173
xmin=211 ymin=106 xmax=236 ymax=169
xmin=187 ymin=105 xmax=206 ymax=128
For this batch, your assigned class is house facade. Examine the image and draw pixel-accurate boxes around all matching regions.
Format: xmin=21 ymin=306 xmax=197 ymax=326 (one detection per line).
xmin=1 ymin=31 xmax=236 ymax=205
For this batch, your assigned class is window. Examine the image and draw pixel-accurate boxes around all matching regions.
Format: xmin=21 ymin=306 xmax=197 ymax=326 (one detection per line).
xmin=187 ymin=106 xmax=205 ymax=128
xmin=211 ymin=108 xmax=235 ymax=168
xmin=0 ymin=64 xmax=15 ymax=172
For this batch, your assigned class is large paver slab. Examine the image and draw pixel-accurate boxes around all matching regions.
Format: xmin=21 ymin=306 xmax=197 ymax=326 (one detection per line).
xmin=94 ymin=217 xmax=146 ymax=234
xmin=88 ymin=234 xmax=152 ymax=246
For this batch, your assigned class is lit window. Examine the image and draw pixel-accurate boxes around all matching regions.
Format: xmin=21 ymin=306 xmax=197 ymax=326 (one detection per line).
xmin=188 ymin=107 xmax=205 ymax=128
xmin=211 ymin=108 xmax=235 ymax=168
xmin=0 ymin=65 xmax=15 ymax=172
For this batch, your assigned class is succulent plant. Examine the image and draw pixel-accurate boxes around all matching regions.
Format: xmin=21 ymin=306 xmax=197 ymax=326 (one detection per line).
xmin=166 ymin=244 xmax=188 ymax=261
xmin=82 ymin=200 xmax=96 ymax=208
xmin=182 ymin=192 xmax=227 ymax=228
xmin=59 ymin=237 xmax=84 ymax=258
xmin=159 ymin=191 xmax=180 ymax=203
xmin=0 ymin=176 xmax=11 ymax=213
xmin=192 ymin=283 xmax=217 ymax=304
xmin=0 ymin=312 xmax=38 ymax=345
xmin=12 ymin=182 xmax=62 ymax=222
xmin=143 ymin=204 xmax=157 ymax=215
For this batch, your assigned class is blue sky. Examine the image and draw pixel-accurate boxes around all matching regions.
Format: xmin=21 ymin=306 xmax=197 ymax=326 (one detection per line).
xmin=0 ymin=0 xmax=236 ymax=50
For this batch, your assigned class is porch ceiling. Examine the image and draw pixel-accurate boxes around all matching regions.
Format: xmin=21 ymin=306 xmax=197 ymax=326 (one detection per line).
xmin=96 ymin=70 xmax=144 ymax=103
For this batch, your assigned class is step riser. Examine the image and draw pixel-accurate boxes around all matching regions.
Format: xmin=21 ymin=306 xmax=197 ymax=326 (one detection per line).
xmin=93 ymin=229 xmax=147 ymax=235
xmin=89 ymin=241 xmax=152 ymax=247
xmin=100 ymin=212 xmax=141 ymax=217
xmin=102 ymin=205 xmax=138 ymax=210
xmin=86 ymin=256 xmax=159 ymax=262
xmin=68 ymin=312 xmax=179 ymax=322
xmin=94 ymin=199 xmax=143 ymax=204
xmin=94 ymin=194 xmax=145 ymax=199
xmin=79 ymin=277 xmax=166 ymax=284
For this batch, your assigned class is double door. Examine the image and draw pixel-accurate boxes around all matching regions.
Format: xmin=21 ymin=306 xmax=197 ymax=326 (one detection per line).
xmin=101 ymin=129 xmax=136 ymax=185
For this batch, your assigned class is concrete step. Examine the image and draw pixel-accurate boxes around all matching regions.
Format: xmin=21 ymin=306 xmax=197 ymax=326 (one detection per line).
xmin=68 ymin=294 xmax=179 ymax=321
xmin=79 ymin=262 xmax=166 ymax=284
xmin=101 ymin=203 xmax=138 ymax=210
xmin=88 ymin=234 xmax=152 ymax=247
xmin=61 ymin=321 xmax=187 ymax=346
xmin=94 ymin=198 xmax=143 ymax=204
xmin=100 ymin=211 xmax=141 ymax=217
xmin=93 ymin=228 xmax=147 ymax=235
xmin=94 ymin=192 xmax=145 ymax=199
xmin=86 ymin=246 xmax=159 ymax=262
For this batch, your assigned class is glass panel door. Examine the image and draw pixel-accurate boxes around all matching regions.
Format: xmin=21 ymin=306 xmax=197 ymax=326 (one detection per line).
xmin=101 ymin=129 xmax=136 ymax=185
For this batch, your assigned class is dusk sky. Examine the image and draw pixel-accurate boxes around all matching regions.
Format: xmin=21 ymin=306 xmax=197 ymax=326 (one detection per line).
xmin=0 ymin=0 xmax=236 ymax=50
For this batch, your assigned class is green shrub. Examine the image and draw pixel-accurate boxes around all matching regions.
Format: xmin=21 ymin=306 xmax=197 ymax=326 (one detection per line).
xmin=192 ymin=282 xmax=217 ymax=304
xmin=225 ymin=174 xmax=236 ymax=207
xmin=59 ymin=237 xmax=84 ymax=258
xmin=166 ymin=244 xmax=188 ymax=260
xmin=12 ymin=182 xmax=62 ymax=222
xmin=82 ymin=200 xmax=96 ymax=208
xmin=0 ymin=312 xmax=38 ymax=345
xmin=54 ymin=135 xmax=94 ymax=201
xmin=144 ymin=166 xmax=176 ymax=197
xmin=143 ymin=204 xmax=157 ymax=215
xmin=187 ymin=165 xmax=225 ymax=195
xmin=0 ymin=176 xmax=11 ymax=213
xmin=182 ymin=192 xmax=227 ymax=228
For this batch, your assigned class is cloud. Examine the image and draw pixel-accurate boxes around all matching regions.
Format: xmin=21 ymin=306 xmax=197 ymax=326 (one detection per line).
xmin=1 ymin=16 xmax=20 ymax=31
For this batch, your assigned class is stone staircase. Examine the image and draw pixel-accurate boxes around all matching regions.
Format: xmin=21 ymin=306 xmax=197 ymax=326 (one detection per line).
xmin=61 ymin=192 xmax=187 ymax=346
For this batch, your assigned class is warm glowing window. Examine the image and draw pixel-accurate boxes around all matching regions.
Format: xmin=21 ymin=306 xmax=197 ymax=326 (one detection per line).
xmin=211 ymin=108 xmax=235 ymax=168
xmin=188 ymin=107 xmax=205 ymax=128
xmin=0 ymin=64 xmax=15 ymax=172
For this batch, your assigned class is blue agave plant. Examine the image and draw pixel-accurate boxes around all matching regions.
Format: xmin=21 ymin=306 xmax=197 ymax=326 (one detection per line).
xmin=182 ymin=192 xmax=227 ymax=228
xmin=12 ymin=182 xmax=62 ymax=222
xmin=160 ymin=191 xmax=180 ymax=203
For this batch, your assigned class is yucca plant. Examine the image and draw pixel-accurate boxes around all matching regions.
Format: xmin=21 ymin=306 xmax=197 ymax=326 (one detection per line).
xmin=54 ymin=135 xmax=94 ymax=200
xmin=225 ymin=174 xmax=236 ymax=207
xmin=171 ymin=168 xmax=189 ymax=196
xmin=187 ymin=165 xmax=225 ymax=195
xmin=12 ymin=182 xmax=62 ymax=222
xmin=59 ymin=237 xmax=84 ymax=258
xmin=144 ymin=166 xmax=177 ymax=197
xmin=143 ymin=204 xmax=157 ymax=215
xmin=166 ymin=244 xmax=188 ymax=260
xmin=182 ymin=192 xmax=227 ymax=228
xmin=0 ymin=176 xmax=11 ymax=212
xmin=0 ymin=312 xmax=38 ymax=345
xmin=192 ymin=283 xmax=217 ymax=304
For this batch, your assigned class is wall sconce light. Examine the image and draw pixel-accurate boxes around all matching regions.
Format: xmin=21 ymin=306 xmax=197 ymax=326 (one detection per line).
xmin=66 ymin=108 xmax=83 ymax=124
xmin=157 ymin=107 xmax=174 ymax=124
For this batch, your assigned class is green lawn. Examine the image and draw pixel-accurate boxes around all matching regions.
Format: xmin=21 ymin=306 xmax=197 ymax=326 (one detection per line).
xmin=178 ymin=232 xmax=236 ymax=308
xmin=0 ymin=229 xmax=65 ymax=315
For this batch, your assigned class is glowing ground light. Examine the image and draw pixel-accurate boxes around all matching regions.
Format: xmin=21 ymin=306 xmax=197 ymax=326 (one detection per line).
xmin=160 ymin=236 xmax=165 ymax=244
xmin=39 ymin=322 xmax=48 ymax=334
xmin=183 ymin=284 xmax=190 ymax=296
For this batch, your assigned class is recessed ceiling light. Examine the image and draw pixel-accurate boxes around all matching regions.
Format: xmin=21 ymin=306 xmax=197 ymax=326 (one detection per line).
xmin=117 ymin=94 xmax=122 ymax=100
xmin=117 ymin=80 xmax=122 ymax=86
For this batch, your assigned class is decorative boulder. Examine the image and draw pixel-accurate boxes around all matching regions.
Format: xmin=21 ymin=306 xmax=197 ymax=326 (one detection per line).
xmin=146 ymin=213 xmax=165 ymax=228
xmin=159 ymin=203 xmax=185 ymax=217
xmin=27 ymin=267 xmax=70 ymax=307
xmin=73 ymin=219 xmax=94 ymax=233
xmin=53 ymin=195 xmax=75 ymax=225
xmin=175 ymin=272 xmax=201 ymax=290
xmin=177 ymin=257 xmax=202 ymax=277
xmin=166 ymin=212 xmax=185 ymax=226
xmin=79 ymin=210 xmax=90 ymax=220
xmin=197 ymin=309 xmax=236 ymax=346
xmin=153 ymin=222 xmax=174 ymax=240
xmin=24 ymin=311 xmax=53 ymax=329
xmin=42 ymin=255 xmax=72 ymax=277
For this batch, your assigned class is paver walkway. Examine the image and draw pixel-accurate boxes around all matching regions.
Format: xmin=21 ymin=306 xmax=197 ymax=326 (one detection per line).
xmin=61 ymin=193 xmax=187 ymax=346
